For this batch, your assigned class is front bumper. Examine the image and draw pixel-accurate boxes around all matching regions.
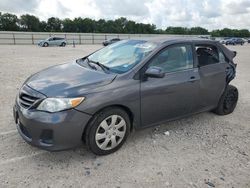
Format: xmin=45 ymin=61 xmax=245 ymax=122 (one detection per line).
xmin=13 ymin=101 xmax=92 ymax=151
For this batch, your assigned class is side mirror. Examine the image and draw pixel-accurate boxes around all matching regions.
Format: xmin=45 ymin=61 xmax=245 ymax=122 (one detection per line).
xmin=145 ymin=66 xmax=165 ymax=78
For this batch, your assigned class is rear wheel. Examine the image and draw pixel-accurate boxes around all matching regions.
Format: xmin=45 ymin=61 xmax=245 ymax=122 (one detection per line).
xmin=61 ymin=42 xmax=66 ymax=47
xmin=84 ymin=107 xmax=130 ymax=155
xmin=213 ymin=85 xmax=238 ymax=115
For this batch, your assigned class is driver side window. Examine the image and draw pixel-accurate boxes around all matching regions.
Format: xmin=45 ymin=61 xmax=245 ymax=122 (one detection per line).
xmin=149 ymin=45 xmax=193 ymax=73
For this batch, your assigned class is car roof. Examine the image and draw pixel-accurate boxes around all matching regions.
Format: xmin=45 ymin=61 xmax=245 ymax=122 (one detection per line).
xmin=132 ymin=37 xmax=216 ymax=45
xmin=129 ymin=37 xmax=235 ymax=60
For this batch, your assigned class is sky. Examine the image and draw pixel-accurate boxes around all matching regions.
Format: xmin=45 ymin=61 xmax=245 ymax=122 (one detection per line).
xmin=0 ymin=0 xmax=250 ymax=31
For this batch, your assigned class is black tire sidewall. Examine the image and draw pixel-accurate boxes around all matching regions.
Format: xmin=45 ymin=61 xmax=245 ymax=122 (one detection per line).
xmin=85 ymin=108 xmax=131 ymax=155
xmin=43 ymin=42 xmax=48 ymax=47
xmin=214 ymin=85 xmax=238 ymax=115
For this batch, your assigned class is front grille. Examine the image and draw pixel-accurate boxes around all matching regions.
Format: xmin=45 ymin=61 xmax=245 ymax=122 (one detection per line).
xmin=18 ymin=85 xmax=44 ymax=109
xmin=19 ymin=93 xmax=39 ymax=108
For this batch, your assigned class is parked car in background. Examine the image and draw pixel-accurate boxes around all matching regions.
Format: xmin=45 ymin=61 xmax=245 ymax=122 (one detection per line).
xmin=243 ymin=38 xmax=248 ymax=43
xmin=103 ymin=38 xmax=120 ymax=46
xmin=14 ymin=38 xmax=238 ymax=155
xmin=225 ymin=38 xmax=245 ymax=45
xmin=198 ymin=36 xmax=209 ymax=39
xmin=38 ymin=37 xmax=67 ymax=47
xmin=220 ymin=37 xmax=231 ymax=44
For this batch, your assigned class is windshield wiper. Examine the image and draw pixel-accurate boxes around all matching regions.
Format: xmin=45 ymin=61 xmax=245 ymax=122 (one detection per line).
xmin=86 ymin=57 xmax=110 ymax=72
xmin=85 ymin=57 xmax=97 ymax=70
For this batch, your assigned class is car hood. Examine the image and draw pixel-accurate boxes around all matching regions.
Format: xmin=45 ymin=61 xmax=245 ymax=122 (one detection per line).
xmin=25 ymin=62 xmax=116 ymax=97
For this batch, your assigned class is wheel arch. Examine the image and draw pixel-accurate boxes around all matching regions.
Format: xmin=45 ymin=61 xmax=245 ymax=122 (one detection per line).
xmin=43 ymin=42 xmax=49 ymax=47
xmin=82 ymin=104 xmax=135 ymax=141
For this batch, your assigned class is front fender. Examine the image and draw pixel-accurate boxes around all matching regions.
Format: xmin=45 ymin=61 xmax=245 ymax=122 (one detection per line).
xmin=75 ymin=80 xmax=141 ymax=128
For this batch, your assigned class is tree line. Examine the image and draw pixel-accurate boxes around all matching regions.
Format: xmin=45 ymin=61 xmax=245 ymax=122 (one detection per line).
xmin=0 ymin=12 xmax=250 ymax=37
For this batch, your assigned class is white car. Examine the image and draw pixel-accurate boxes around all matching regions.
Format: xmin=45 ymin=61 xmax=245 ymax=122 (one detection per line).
xmin=38 ymin=37 xmax=67 ymax=47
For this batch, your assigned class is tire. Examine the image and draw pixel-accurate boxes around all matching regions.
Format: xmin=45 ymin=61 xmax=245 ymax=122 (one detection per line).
xmin=61 ymin=42 xmax=66 ymax=47
xmin=213 ymin=85 xmax=238 ymax=115
xmin=43 ymin=42 xmax=49 ymax=47
xmin=84 ymin=107 xmax=131 ymax=155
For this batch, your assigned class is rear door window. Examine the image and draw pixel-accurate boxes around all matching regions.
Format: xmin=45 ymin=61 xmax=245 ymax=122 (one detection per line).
xmin=218 ymin=50 xmax=229 ymax=63
xmin=195 ymin=45 xmax=219 ymax=67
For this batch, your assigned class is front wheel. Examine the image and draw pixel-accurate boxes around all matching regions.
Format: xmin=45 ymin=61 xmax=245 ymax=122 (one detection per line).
xmin=43 ymin=42 xmax=49 ymax=47
xmin=84 ymin=108 xmax=131 ymax=155
xmin=213 ymin=85 xmax=238 ymax=115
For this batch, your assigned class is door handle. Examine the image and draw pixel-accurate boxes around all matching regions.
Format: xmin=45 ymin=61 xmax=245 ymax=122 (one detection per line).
xmin=188 ymin=76 xmax=196 ymax=82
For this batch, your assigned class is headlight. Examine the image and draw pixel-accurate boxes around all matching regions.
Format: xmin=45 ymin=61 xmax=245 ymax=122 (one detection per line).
xmin=37 ymin=97 xmax=84 ymax=113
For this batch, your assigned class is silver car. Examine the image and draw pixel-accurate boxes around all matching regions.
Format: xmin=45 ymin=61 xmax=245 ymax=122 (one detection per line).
xmin=38 ymin=37 xmax=67 ymax=47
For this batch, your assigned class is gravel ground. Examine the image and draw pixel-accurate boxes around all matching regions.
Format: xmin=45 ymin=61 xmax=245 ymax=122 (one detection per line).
xmin=0 ymin=44 xmax=249 ymax=188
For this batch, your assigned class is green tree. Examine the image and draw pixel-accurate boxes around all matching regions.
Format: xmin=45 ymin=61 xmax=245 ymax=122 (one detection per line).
xmin=1 ymin=11 xmax=250 ymax=37
xmin=220 ymin=28 xmax=234 ymax=37
xmin=237 ymin=29 xmax=250 ymax=37
xmin=39 ymin=21 xmax=47 ymax=32
xmin=82 ymin=18 xmax=95 ymax=32
xmin=210 ymin=29 xmax=221 ymax=37
xmin=166 ymin=27 xmax=188 ymax=34
xmin=46 ymin=17 xmax=62 ymax=32
xmin=124 ymin=20 xmax=136 ymax=33
xmin=114 ymin=17 xmax=128 ymax=33
xmin=189 ymin=27 xmax=209 ymax=35
xmin=0 ymin=12 xmax=2 ymax=30
xmin=62 ymin=18 xmax=76 ymax=32
xmin=210 ymin=28 xmax=250 ymax=37
xmin=105 ymin=20 xmax=117 ymax=33
xmin=73 ymin=17 xmax=86 ymax=33
xmin=0 ymin=13 xmax=19 ymax=31
xmin=96 ymin=19 xmax=108 ymax=33
xmin=155 ymin=29 xmax=165 ymax=34
xmin=19 ymin=14 xmax=40 ymax=31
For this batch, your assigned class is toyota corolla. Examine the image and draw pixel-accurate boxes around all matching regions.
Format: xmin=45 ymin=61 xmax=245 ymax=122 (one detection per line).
xmin=13 ymin=38 xmax=238 ymax=155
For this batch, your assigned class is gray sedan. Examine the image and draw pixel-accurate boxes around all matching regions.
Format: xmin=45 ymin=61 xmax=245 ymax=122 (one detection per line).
xmin=14 ymin=38 xmax=238 ymax=155
xmin=38 ymin=37 xmax=67 ymax=47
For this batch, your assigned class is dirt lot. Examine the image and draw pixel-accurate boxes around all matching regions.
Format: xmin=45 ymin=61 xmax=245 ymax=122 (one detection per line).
xmin=0 ymin=44 xmax=249 ymax=188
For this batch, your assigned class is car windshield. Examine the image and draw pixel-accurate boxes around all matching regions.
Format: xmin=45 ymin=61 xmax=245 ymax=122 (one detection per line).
xmin=87 ymin=40 xmax=158 ymax=73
